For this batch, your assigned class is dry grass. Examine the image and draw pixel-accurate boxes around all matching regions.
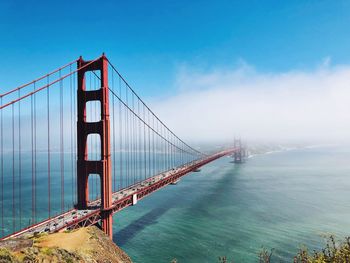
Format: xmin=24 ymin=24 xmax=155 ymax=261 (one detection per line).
xmin=36 ymin=227 xmax=90 ymax=252
xmin=0 ymin=226 xmax=132 ymax=263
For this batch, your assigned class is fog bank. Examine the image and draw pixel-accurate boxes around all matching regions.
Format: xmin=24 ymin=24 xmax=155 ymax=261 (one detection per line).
xmin=151 ymin=60 xmax=350 ymax=143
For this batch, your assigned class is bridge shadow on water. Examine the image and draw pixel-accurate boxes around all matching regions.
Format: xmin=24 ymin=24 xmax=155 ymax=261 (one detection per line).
xmin=187 ymin=163 xmax=242 ymax=217
xmin=113 ymin=200 xmax=174 ymax=246
xmin=113 ymin=162 xmax=241 ymax=246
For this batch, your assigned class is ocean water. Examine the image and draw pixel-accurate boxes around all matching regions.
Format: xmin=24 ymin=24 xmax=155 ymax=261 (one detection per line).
xmin=113 ymin=146 xmax=350 ymax=262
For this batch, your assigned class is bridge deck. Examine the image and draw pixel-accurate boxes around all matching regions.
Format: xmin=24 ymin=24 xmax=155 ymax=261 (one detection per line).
xmin=2 ymin=149 xmax=234 ymax=240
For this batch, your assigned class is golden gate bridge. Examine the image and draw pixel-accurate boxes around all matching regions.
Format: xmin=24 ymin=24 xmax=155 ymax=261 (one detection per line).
xmin=0 ymin=54 xmax=243 ymax=240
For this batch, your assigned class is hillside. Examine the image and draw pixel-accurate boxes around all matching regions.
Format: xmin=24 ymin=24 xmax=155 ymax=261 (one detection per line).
xmin=0 ymin=226 xmax=132 ymax=263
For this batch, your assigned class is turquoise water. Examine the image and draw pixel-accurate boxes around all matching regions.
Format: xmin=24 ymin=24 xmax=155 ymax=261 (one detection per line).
xmin=113 ymin=146 xmax=350 ymax=262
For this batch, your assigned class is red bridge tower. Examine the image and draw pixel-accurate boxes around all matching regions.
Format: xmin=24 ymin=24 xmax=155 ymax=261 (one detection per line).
xmin=76 ymin=55 xmax=113 ymax=238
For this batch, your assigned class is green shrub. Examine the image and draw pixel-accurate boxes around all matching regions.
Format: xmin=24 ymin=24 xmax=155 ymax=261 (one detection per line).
xmin=294 ymin=236 xmax=350 ymax=263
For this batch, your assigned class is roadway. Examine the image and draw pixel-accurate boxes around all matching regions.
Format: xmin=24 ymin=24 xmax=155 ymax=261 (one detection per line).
xmin=2 ymin=149 xmax=235 ymax=240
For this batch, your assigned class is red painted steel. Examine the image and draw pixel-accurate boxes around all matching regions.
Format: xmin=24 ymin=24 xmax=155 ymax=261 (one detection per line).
xmin=77 ymin=55 xmax=113 ymax=238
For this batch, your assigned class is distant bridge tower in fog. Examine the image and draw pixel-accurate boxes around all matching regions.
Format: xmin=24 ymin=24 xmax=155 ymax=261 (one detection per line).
xmin=233 ymin=138 xmax=244 ymax=163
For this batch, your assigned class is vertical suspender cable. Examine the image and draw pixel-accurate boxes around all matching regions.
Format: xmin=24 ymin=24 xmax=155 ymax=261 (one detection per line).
xmin=171 ymin=133 xmax=173 ymax=168
xmin=155 ymin=120 xmax=157 ymax=173
xmin=164 ymin=128 xmax=165 ymax=171
xmin=132 ymin=94 xmax=135 ymax=183
xmin=133 ymin=95 xmax=136 ymax=183
xmin=183 ymin=144 xmax=185 ymax=165
xmin=181 ymin=143 xmax=184 ymax=165
xmin=134 ymin=95 xmax=137 ymax=183
xmin=129 ymin=89 xmax=132 ymax=184
xmin=159 ymin=125 xmax=161 ymax=171
xmin=162 ymin=124 xmax=164 ymax=171
xmin=119 ymin=77 xmax=123 ymax=189
xmin=166 ymin=130 xmax=169 ymax=170
xmin=152 ymin=116 xmax=155 ymax=175
xmin=177 ymin=138 xmax=179 ymax=166
xmin=156 ymin=120 xmax=158 ymax=173
xmin=173 ymin=135 xmax=175 ymax=168
xmin=34 ymin=82 xmax=37 ymax=223
xmin=125 ymin=83 xmax=129 ymax=186
xmin=112 ymin=69 xmax=116 ymax=192
xmin=160 ymin=125 xmax=162 ymax=171
xmin=47 ymin=76 xmax=51 ymax=219
xmin=159 ymin=122 xmax=161 ymax=173
xmin=162 ymin=125 xmax=164 ymax=171
xmin=169 ymin=132 xmax=172 ymax=169
xmin=31 ymin=92 xmax=34 ymax=225
xmin=130 ymin=90 xmax=132 ymax=184
xmin=0 ymin=97 xmax=3 ymax=237
xmin=133 ymin=94 xmax=136 ymax=183
xmin=60 ymin=69 xmax=64 ymax=212
xmin=174 ymin=138 xmax=176 ymax=167
xmin=170 ymin=132 xmax=172 ymax=169
xmin=168 ymin=132 xmax=170 ymax=167
xmin=136 ymin=100 xmax=139 ymax=182
xmin=130 ymin=94 xmax=133 ymax=184
xmin=18 ymin=89 xmax=22 ymax=228
xmin=165 ymin=128 xmax=167 ymax=170
xmin=138 ymin=100 xmax=141 ymax=182
xmin=176 ymin=138 xmax=178 ymax=167
xmin=12 ymin=104 xmax=15 ymax=232
xmin=124 ymin=84 xmax=127 ymax=187
xmin=181 ymin=142 xmax=183 ymax=166
xmin=128 ymin=86 xmax=131 ymax=186
xmin=143 ymin=105 xmax=146 ymax=180
xmin=174 ymin=136 xmax=176 ymax=167
xmin=131 ymin=94 xmax=134 ymax=183
xmin=70 ymin=65 xmax=74 ymax=206
xmin=148 ymin=110 xmax=151 ymax=178
xmin=166 ymin=130 xmax=168 ymax=170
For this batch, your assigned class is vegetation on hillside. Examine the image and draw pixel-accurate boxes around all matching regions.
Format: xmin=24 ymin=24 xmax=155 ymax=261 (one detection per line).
xmin=293 ymin=236 xmax=350 ymax=263
xmin=216 ymin=235 xmax=350 ymax=263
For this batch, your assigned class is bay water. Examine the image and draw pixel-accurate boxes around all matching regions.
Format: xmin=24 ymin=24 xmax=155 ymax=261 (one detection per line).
xmin=114 ymin=145 xmax=350 ymax=262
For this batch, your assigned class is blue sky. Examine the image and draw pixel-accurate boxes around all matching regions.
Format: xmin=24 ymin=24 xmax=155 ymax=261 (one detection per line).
xmin=1 ymin=0 xmax=350 ymax=99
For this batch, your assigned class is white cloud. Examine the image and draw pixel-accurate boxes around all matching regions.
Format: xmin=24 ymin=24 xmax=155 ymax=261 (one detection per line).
xmin=151 ymin=61 xmax=350 ymax=143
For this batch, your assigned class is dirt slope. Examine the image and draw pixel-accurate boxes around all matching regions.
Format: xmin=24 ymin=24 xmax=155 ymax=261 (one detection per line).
xmin=0 ymin=226 xmax=132 ymax=263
